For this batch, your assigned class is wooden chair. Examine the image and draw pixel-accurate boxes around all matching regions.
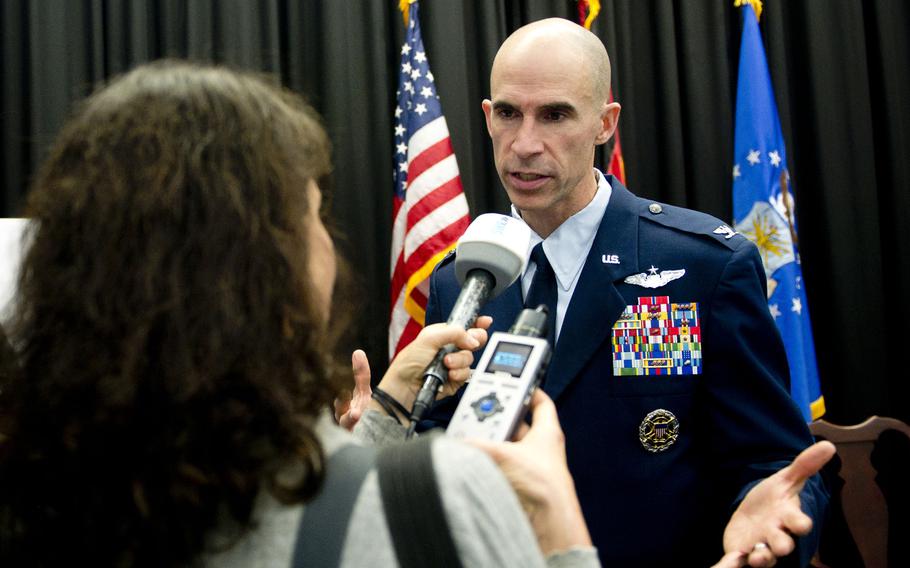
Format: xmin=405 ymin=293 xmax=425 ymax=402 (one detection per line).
xmin=809 ymin=416 xmax=910 ymax=568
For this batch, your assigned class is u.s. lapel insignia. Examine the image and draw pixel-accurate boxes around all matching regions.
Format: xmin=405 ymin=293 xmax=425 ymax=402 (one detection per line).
xmin=623 ymin=265 xmax=685 ymax=289
xmin=639 ymin=408 xmax=679 ymax=453
xmin=611 ymin=296 xmax=702 ymax=376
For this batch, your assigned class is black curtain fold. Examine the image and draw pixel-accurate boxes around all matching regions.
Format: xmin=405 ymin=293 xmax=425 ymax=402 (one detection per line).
xmin=2 ymin=0 xmax=908 ymax=425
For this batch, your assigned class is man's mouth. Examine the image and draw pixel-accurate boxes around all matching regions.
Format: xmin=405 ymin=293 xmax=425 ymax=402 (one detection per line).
xmin=507 ymin=171 xmax=551 ymax=191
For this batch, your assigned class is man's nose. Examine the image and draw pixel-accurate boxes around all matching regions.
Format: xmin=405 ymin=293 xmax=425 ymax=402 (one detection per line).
xmin=511 ymin=119 xmax=543 ymax=158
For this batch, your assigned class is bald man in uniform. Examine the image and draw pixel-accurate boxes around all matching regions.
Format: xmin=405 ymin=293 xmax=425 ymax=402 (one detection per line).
xmin=424 ymin=18 xmax=829 ymax=567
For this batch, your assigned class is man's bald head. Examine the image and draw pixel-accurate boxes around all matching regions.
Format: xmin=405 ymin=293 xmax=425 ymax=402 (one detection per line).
xmin=482 ymin=17 xmax=621 ymax=236
xmin=492 ymin=18 xmax=612 ymax=105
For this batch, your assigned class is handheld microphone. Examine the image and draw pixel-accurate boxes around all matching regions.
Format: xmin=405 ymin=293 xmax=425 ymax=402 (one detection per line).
xmin=507 ymin=304 xmax=549 ymax=338
xmin=407 ymin=214 xmax=530 ymax=437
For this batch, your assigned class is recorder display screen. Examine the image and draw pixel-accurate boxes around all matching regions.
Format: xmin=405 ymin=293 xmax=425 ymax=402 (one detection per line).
xmin=486 ymin=341 xmax=534 ymax=377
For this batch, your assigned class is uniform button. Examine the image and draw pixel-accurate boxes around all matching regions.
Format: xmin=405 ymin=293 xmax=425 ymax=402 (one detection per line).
xmin=648 ymin=203 xmax=663 ymax=214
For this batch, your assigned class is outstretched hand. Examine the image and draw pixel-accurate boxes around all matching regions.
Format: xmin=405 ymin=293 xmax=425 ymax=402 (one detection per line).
xmin=333 ymin=349 xmax=373 ymax=431
xmin=721 ymin=440 xmax=836 ymax=567
xmin=710 ymin=551 xmax=748 ymax=568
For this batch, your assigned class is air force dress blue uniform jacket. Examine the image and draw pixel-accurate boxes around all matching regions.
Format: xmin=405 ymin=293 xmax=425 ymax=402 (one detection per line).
xmin=424 ymin=176 xmax=828 ymax=567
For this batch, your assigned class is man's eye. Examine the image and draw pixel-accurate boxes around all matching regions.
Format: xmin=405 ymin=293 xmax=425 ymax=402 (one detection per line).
xmin=496 ymin=109 xmax=516 ymax=119
xmin=544 ymin=111 xmax=566 ymax=122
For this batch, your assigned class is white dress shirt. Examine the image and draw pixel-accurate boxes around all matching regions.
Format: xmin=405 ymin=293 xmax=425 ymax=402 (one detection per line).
xmin=512 ymin=169 xmax=612 ymax=342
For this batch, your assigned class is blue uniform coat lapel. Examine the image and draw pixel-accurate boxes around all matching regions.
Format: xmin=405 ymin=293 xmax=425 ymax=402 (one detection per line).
xmin=483 ymin=279 xmax=524 ymax=333
xmin=544 ymin=180 xmax=642 ymax=402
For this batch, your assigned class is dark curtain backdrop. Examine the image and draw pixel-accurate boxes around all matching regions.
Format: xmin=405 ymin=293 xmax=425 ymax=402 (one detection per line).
xmin=2 ymin=1 xmax=908 ymax=426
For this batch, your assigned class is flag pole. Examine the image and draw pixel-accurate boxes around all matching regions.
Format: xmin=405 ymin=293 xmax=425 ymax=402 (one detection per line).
xmin=576 ymin=1 xmax=625 ymax=185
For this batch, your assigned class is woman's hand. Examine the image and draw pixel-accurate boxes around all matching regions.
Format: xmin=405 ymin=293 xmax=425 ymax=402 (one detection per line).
xmin=468 ymin=389 xmax=592 ymax=556
xmin=334 ymin=316 xmax=492 ymax=429
xmin=375 ymin=316 xmax=492 ymax=413
xmin=333 ymin=349 xmax=373 ymax=430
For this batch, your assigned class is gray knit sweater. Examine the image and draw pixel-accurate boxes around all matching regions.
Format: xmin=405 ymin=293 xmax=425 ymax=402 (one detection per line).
xmin=204 ymin=410 xmax=599 ymax=567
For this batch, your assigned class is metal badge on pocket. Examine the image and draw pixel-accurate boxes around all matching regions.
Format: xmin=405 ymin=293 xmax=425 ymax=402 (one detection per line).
xmin=639 ymin=408 xmax=679 ymax=452
xmin=611 ymin=296 xmax=702 ymax=376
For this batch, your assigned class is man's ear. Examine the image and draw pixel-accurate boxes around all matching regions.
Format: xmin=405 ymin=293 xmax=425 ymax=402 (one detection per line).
xmin=482 ymin=99 xmax=494 ymax=137
xmin=595 ymin=102 xmax=621 ymax=145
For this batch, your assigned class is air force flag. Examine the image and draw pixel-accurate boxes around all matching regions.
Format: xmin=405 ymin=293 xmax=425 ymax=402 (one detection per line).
xmin=732 ymin=3 xmax=825 ymax=421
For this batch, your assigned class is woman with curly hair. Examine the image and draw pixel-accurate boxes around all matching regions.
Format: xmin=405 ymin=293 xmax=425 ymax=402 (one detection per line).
xmin=0 ymin=61 xmax=597 ymax=567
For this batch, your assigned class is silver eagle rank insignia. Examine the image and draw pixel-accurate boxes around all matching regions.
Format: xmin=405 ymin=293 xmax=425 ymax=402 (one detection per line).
xmin=713 ymin=224 xmax=738 ymax=239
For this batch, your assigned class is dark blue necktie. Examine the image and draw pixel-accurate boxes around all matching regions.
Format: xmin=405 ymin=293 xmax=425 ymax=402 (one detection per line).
xmin=524 ymin=242 xmax=558 ymax=346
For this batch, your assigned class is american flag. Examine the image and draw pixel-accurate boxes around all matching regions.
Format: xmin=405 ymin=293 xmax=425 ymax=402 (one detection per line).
xmin=389 ymin=1 xmax=470 ymax=358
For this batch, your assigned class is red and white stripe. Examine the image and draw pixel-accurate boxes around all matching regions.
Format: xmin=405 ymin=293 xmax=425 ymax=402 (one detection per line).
xmin=389 ymin=116 xmax=469 ymax=358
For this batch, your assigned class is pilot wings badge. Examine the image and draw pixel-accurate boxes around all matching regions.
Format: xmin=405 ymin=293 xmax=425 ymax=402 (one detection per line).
xmin=624 ymin=265 xmax=686 ymax=289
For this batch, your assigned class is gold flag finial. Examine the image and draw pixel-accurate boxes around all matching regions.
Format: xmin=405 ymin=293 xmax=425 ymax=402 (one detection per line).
xmin=576 ymin=1 xmax=601 ymax=30
xmin=583 ymin=1 xmax=601 ymax=30
xmin=734 ymin=0 xmax=763 ymax=22
xmin=399 ymin=0 xmax=415 ymax=26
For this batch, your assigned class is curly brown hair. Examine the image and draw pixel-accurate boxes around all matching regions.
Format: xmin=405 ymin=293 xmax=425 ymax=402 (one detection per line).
xmin=0 ymin=61 xmax=351 ymax=566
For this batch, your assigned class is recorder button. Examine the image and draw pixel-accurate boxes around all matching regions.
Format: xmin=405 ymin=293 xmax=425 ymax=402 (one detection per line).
xmin=471 ymin=392 xmax=504 ymax=422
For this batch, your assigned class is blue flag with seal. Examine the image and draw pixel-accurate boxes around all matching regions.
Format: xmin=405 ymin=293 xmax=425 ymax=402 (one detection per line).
xmin=732 ymin=1 xmax=824 ymax=421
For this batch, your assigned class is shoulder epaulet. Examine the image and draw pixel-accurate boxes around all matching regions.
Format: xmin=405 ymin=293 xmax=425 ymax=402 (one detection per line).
xmin=439 ymin=248 xmax=456 ymax=266
xmin=430 ymin=249 xmax=457 ymax=275
xmin=638 ymin=200 xmax=747 ymax=251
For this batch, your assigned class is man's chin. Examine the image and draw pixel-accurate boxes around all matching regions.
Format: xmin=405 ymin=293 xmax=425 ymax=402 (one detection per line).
xmin=504 ymin=192 xmax=550 ymax=215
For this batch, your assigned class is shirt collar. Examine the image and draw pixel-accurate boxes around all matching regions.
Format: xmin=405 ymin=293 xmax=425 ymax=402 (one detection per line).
xmin=511 ymin=168 xmax=612 ymax=291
